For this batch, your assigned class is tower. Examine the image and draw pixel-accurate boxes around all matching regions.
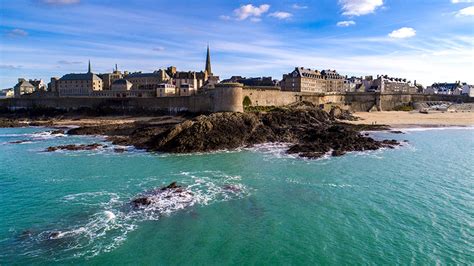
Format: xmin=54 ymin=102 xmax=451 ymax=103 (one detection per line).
xmin=88 ymin=60 xmax=91 ymax=73
xmin=205 ymin=44 xmax=212 ymax=76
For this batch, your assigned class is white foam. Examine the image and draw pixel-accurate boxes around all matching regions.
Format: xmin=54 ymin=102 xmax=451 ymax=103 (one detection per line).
xmin=25 ymin=172 xmax=250 ymax=261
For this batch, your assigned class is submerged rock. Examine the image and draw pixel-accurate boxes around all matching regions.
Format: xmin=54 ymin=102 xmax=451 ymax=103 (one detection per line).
xmin=50 ymin=129 xmax=65 ymax=135
xmin=131 ymin=182 xmax=193 ymax=209
xmin=9 ymin=140 xmax=30 ymax=144
xmin=45 ymin=143 xmax=105 ymax=152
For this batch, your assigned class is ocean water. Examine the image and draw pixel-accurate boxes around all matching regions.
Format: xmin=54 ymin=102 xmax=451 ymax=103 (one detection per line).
xmin=0 ymin=126 xmax=473 ymax=265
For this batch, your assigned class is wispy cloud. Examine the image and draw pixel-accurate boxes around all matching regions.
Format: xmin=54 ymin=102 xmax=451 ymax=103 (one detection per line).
xmin=41 ymin=0 xmax=80 ymax=5
xmin=269 ymin=12 xmax=293 ymax=20
xmin=451 ymin=0 xmax=474 ymax=3
xmin=153 ymin=46 xmax=166 ymax=52
xmin=292 ymin=4 xmax=308 ymax=9
xmin=388 ymin=27 xmax=416 ymax=39
xmin=6 ymin=29 xmax=28 ymax=37
xmin=0 ymin=64 xmax=22 ymax=70
xmin=339 ymin=0 xmax=383 ymax=16
xmin=456 ymin=6 xmax=474 ymax=16
xmin=337 ymin=20 xmax=356 ymax=27
xmin=57 ymin=60 xmax=82 ymax=65
xmin=234 ymin=4 xmax=270 ymax=21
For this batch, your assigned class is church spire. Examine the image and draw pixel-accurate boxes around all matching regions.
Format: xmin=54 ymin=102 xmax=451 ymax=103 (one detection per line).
xmin=205 ymin=44 xmax=212 ymax=76
xmin=88 ymin=60 xmax=91 ymax=73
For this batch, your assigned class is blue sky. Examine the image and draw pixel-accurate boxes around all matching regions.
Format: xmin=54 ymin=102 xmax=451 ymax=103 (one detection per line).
xmin=0 ymin=0 xmax=473 ymax=89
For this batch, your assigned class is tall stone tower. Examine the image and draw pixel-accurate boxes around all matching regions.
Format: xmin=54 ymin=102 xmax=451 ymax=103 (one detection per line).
xmin=88 ymin=60 xmax=92 ymax=73
xmin=205 ymin=45 xmax=212 ymax=76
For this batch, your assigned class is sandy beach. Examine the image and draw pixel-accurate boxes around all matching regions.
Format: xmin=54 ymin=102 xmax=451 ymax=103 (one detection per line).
xmin=349 ymin=111 xmax=474 ymax=128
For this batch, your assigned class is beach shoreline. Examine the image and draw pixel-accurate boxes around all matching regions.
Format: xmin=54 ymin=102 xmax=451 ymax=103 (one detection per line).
xmin=348 ymin=111 xmax=474 ymax=128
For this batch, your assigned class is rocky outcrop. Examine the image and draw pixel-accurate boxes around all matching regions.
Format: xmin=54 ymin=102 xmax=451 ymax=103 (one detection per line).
xmin=137 ymin=108 xmax=398 ymax=158
xmin=66 ymin=106 xmax=399 ymax=159
xmin=45 ymin=143 xmax=105 ymax=152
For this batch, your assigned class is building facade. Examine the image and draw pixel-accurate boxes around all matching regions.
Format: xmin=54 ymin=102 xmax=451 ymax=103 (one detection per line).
xmin=125 ymin=69 xmax=170 ymax=90
xmin=14 ymin=78 xmax=35 ymax=97
xmin=57 ymin=62 xmax=103 ymax=96
xmin=281 ymin=67 xmax=345 ymax=93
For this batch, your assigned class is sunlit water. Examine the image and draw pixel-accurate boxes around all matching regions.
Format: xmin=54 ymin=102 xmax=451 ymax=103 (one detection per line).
xmin=0 ymin=126 xmax=472 ymax=265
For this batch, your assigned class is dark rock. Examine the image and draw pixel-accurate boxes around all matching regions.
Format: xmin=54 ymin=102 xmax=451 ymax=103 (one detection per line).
xmin=114 ymin=148 xmax=126 ymax=153
xmin=162 ymin=181 xmax=180 ymax=190
xmin=9 ymin=140 xmax=29 ymax=144
xmin=131 ymin=197 xmax=152 ymax=207
xmin=332 ymin=150 xmax=346 ymax=157
xmin=223 ymin=184 xmax=242 ymax=192
xmin=0 ymin=118 xmax=24 ymax=128
xmin=50 ymin=129 xmax=65 ymax=135
xmin=62 ymin=107 xmax=400 ymax=159
xmin=48 ymin=231 xmax=60 ymax=239
xmin=389 ymin=130 xmax=404 ymax=134
xmin=45 ymin=143 xmax=104 ymax=152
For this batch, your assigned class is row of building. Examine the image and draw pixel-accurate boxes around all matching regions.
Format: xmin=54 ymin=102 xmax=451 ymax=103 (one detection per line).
xmin=279 ymin=67 xmax=420 ymax=94
xmin=11 ymin=46 xmax=219 ymax=98
xmin=3 ymin=50 xmax=473 ymax=98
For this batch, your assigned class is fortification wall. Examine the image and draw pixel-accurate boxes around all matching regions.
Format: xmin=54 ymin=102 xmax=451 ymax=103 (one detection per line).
xmin=1 ymin=88 xmax=472 ymax=114
xmin=243 ymin=89 xmax=299 ymax=106
xmin=214 ymin=83 xmax=244 ymax=112
xmin=0 ymin=94 xmax=213 ymax=113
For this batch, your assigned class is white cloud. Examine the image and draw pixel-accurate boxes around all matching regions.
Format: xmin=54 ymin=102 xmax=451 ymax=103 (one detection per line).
xmin=234 ymin=4 xmax=270 ymax=21
xmin=451 ymin=0 xmax=474 ymax=3
xmin=7 ymin=29 xmax=28 ymax=37
xmin=219 ymin=15 xmax=231 ymax=20
xmin=456 ymin=6 xmax=474 ymax=16
xmin=292 ymin=4 xmax=308 ymax=9
xmin=388 ymin=27 xmax=416 ymax=39
xmin=339 ymin=0 xmax=383 ymax=16
xmin=269 ymin=12 xmax=293 ymax=20
xmin=337 ymin=20 xmax=356 ymax=27
xmin=41 ymin=0 xmax=80 ymax=5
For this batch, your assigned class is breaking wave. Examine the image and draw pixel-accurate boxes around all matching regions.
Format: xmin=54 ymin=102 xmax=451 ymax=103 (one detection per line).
xmin=13 ymin=171 xmax=249 ymax=261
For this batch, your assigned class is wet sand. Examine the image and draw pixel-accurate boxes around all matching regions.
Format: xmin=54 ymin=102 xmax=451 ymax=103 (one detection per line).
xmin=349 ymin=111 xmax=474 ymax=128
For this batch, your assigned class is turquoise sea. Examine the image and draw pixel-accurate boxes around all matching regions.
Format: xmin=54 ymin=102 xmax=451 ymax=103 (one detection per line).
xmin=0 ymin=126 xmax=473 ymax=265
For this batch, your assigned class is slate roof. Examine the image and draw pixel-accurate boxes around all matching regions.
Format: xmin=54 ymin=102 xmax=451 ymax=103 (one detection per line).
xmin=60 ymin=73 xmax=101 ymax=81
xmin=15 ymin=80 xmax=34 ymax=88
xmin=112 ymin=79 xmax=132 ymax=85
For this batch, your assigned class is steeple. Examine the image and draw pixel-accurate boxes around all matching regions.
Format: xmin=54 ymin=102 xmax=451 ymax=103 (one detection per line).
xmin=115 ymin=64 xmax=118 ymax=72
xmin=88 ymin=60 xmax=91 ymax=73
xmin=205 ymin=44 xmax=212 ymax=76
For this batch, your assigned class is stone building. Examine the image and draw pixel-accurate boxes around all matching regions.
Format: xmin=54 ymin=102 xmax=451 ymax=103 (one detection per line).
xmin=111 ymin=79 xmax=133 ymax=91
xmin=13 ymin=78 xmax=35 ymax=97
xmin=376 ymin=75 xmax=417 ymax=93
xmin=101 ymin=65 xmax=124 ymax=90
xmin=124 ymin=69 xmax=170 ymax=90
xmin=48 ymin=77 xmax=60 ymax=93
xmin=29 ymin=79 xmax=47 ymax=91
xmin=281 ymin=67 xmax=345 ymax=93
xmin=57 ymin=61 xmax=103 ymax=96
xmin=178 ymin=83 xmax=196 ymax=96
xmin=173 ymin=71 xmax=207 ymax=91
xmin=221 ymin=76 xmax=278 ymax=87
xmin=0 ymin=88 xmax=14 ymax=98
xmin=321 ymin=70 xmax=345 ymax=92
xmin=426 ymin=82 xmax=462 ymax=95
xmin=157 ymin=83 xmax=176 ymax=97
